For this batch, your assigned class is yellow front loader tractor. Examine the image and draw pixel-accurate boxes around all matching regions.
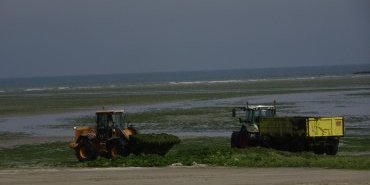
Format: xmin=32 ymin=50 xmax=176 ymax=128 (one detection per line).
xmin=69 ymin=109 xmax=136 ymax=161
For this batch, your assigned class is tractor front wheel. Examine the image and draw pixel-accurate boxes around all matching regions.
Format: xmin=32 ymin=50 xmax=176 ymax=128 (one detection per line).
xmin=75 ymin=137 xmax=98 ymax=162
xmin=108 ymin=138 xmax=129 ymax=158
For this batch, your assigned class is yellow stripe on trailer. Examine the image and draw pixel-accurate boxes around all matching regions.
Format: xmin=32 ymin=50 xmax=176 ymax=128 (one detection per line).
xmin=307 ymin=117 xmax=344 ymax=137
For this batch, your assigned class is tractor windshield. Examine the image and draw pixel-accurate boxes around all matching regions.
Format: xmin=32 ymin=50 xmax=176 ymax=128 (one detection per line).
xmin=247 ymin=108 xmax=275 ymax=123
xmin=258 ymin=109 xmax=275 ymax=117
xmin=112 ymin=113 xmax=125 ymax=127
xmin=97 ymin=114 xmax=109 ymax=126
xmin=96 ymin=112 xmax=125 ymax=128
xmin=245 ymin=110 xmax=254 ymax=122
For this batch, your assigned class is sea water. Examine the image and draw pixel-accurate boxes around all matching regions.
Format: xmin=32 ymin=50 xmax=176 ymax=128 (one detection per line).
xmin=0 ymin=64 xmax=369 ymax=92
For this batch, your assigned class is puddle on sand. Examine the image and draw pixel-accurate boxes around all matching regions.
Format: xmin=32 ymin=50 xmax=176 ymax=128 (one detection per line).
xmin=0 ymin=89 xmax=369 ymax=137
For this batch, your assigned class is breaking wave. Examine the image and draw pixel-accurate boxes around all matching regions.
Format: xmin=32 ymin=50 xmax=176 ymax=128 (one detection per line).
xmin=167 ymin=75 xmax=348 ymax=86
xmin=24 ymin=88 xmax=53 ymax=92
xmin=168 ymin=80 xmax=243 ymax=85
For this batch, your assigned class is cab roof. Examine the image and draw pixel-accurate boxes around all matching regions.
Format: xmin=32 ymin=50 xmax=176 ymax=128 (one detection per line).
xmin=95 ymin=110 xmax=124 ymax=114
xmin=247 ymin=105 xmax=275 ymax=110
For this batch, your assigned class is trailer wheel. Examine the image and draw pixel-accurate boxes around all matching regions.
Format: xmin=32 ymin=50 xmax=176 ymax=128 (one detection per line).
xmin=325 ymin=139 xmax=339 ymax=155
xmin=260 ymin=136 xmax=271 ymax=148
xmin=313 ymin=144 xmax=325 ymax=155
xmin=290 ymin=139 xmax=303 ymax=152
xmin=108 ymin=138 xmax=129 ymax=158
xmin=231 ymin=131 xmax=239 ymax=148
xmin=325 ymin=145 xmax=338 ymax=155
xmin=75 ymin=137 xmax=98 ymax=162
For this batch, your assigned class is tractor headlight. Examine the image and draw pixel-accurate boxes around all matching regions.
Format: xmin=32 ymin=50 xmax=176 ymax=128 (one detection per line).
xmin=73 ymin=126 xmax=77 ymax=139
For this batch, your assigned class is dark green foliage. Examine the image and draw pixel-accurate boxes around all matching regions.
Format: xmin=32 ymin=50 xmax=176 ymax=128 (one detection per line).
xmin=129 ymin=134 xmax=180 ymax=155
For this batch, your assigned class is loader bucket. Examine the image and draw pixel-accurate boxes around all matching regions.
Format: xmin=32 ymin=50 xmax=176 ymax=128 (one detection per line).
xmin=129 ymin=133 xmax=180 ymax=155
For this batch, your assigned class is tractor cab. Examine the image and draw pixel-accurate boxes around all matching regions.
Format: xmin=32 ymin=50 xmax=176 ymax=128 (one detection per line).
xmin=232 ymin=102 xmax=276 ymax=133
xmin=95 ymin=110 xmax=126 ymax=140
xmin=242 ymin=105 xmax=276 ymax=123
xmin=231 ymin=101 xmax=277 ymax=148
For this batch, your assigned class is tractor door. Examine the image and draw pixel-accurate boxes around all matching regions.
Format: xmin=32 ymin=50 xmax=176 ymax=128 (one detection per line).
xmin=245 ymin=109 xmax=259 ymax=133
xmin=96 ymin=113 xmax=113 ymax=140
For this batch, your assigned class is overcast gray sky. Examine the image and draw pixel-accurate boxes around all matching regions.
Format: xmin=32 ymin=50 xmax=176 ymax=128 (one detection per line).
xmin=0 ymin=0 xmax=369 ymax=78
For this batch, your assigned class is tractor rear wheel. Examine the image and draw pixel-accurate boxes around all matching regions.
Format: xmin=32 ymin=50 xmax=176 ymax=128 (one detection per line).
xmin=108 ymin=138 xmax=129 ymax=158
xmin=75 ymin=137 xmax=98 ymax=162
xmin=239 ymin=131 xmax=248 ymax=148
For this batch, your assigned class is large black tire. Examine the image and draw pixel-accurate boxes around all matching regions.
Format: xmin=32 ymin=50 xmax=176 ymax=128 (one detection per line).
xmin=75 ymin=137 xmax=98 ymax=162
xmin=231 ymin=131 xmax=239 ymax=148
xmin=325 ymin=139 xmax=339 ymax=155
xmin=260 ymin=136 xmax=271 ymax=148
xmin=107 ymin=138 xmax=130 ymax=158
xmin=239 ymin=131 xmax=248 ymax=148
xmin=248 ymin=133 xmax=259 ymax=147
xmin=289 ymin=139 xmax=306 ymax=152
xmin=313 ymin=143 xmax=325 ymax=155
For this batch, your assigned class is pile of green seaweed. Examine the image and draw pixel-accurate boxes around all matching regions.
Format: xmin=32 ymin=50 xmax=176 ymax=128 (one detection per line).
xmin=129 ymin=133 xmax=180 ymax=155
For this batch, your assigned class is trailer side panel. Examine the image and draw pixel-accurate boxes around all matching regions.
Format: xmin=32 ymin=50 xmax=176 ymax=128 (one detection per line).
xmin=307 ymin=117 xmax=344 ymax=137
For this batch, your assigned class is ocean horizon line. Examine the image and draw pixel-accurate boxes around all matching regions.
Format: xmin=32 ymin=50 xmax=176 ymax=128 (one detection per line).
xmin=0 ymin=63 xmax=368 ymax=80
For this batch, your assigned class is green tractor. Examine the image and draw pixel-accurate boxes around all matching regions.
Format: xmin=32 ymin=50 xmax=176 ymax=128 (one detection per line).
xmin=231 ymin=102 xmax=276 ymax=148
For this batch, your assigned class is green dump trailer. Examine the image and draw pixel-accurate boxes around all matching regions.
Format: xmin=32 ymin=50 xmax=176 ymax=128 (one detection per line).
xmin=231 ymin=102 xmax=345 ymax=155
